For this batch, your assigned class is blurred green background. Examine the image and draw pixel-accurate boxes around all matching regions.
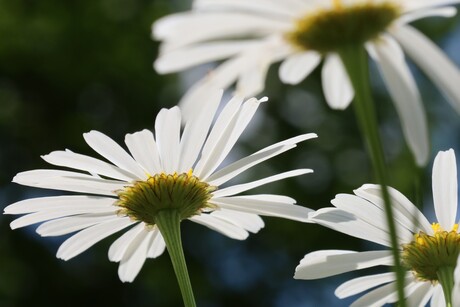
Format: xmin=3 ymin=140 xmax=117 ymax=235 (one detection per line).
xmin=0 ymin=1 xmax=459 ymax=306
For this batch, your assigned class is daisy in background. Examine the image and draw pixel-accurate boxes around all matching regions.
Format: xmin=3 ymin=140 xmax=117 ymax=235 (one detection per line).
xmin=153 ymin=0 xmax=460 ymax=166
xmin=295 ymin=149 xmax=460 ymax=306
xmin=4 ymin=90 xmax=316 ymax=306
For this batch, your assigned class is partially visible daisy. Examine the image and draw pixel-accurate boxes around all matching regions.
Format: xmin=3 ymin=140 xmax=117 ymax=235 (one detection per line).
xmin=4 ymin=90 xmax=316 ymax=286
xmin=295 ymin=149 xmax=459 ymax=306
xmin=153 ymin=0 xmax=460 ymax=166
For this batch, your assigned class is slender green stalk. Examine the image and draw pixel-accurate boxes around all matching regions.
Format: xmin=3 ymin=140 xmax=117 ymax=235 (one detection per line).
xmin=155 ymin=210 xmax=196 ymax=307
xmin=437 ymin=266 xmax=454 ymax=307
xmin=338 ymin=45 xmax=406 ymax=306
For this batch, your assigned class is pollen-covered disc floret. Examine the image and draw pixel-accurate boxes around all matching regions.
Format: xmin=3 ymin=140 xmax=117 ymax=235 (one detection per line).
xmin=287 ymin=1 xmax=401 ymax=53
xmin=401 ymin=223 xmax=460 ymax=282
xmin=116 ymin=171 xmax=217 ymax=225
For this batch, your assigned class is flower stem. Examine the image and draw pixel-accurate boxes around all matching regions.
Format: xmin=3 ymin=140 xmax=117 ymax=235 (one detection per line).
xmin=155 ymin=210 xmax=196 ymax=307
xmin=338 ymin=45 xmax=406 ymax=306
xmin=437 ymin=266 xmax=454 ymax=307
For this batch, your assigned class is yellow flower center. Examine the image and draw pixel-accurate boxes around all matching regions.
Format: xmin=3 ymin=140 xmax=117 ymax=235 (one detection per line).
xmin=115 ymin=171 xmax=216 ymax=226
xmin=401 ymin=223 xmax=460 ymax=282
xmin=286 ymin=1 xmax=401 ymax=53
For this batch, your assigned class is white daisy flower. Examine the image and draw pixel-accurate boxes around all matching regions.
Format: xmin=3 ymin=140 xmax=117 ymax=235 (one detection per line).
xmin=295 ymin=149 xmax=459 ymax=306
xmin=153 ymin=0 xmax=460 ymax=166
xmin=4 ymin=90 xmax=316 ymax=283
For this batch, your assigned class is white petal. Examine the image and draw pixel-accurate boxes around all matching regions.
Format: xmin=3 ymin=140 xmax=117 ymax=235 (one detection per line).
xmin=335 ymin=272 xmax=396 ymax=299
xmin=10 ymin=206 xmax=117 ymax=230
xmin=279 ymin=51 xmax=321 ymax=85
xmin=430 ymin=284 xmax=445 ymax=306
xmin=155 ymin=41 xmax=259 ymax=73
xmin=146 ymin=229 xmax=166 ymax=258
xmin=331 ymin=193 xmax=414 ymax=243
xmin=207 ymin=133 xmax=317 ymax=186
xmin=321 ymin=53 xmax=354 ymax=110
xmin=177 ymin=57 xmax=247 ymax=122
xmin=4 ymin=195 xmax=115 ymax=214
xmin=124 ymin=130 xmax=162 ymax=175
xmin=397 ymin=7 xmax=457 ymax=25
xmin=154 ymin=107 xmax=181 ymax=174
xmin=178 ymin=89 xmax=222 ymax=173
xmin=453 ymin=253 xmax=460 ymax=307
xmin=392 ymin=25 xmax=460 ymax=114
xmin=406 ymin=282 xmax=433 ymax=307
xmin=212 ymin=195 xmax=313 ymax=222
xmin=189 ymin=214 xmax=249 ymax=240
xmin=355 ymin=184 xmax=433 ymax=234
xmin=213 ymin=169 xmax=313 ymax=197
xmin=310 ymin=208 xmax=392 ymax=247
xmin=350 ymin=276 xmax=417 ymax=307
xmin=13 ymin=170 xmax=125 ymax=196
xmin=83 ymin=131 xmax=146 ymax=179
xmin=56 ymin=217 xmax=134 ymax=260
xmin=235 ymin=60 xmax=268 ymax=98
xmin=196 ymin=97 xmax=262 ymax=179
xmin=36 ymin=214 xmax=118 ymax=236
xmin=404 ymin=1 xmax=460 ymax=12
xmin=209 ymin=209 xmax=264 ymax=233
xmin=432 ymin=149 xmax=457 ymax=229
xmin=41 ymin=150 xmax=135 ymax=181
xmin=153 ymin=12 xmax=290 ymax=51
xmin=192 ymin=0 xmax=306 ymax=18
xmin=109 ymin=223 xmax=146 ymax=262
xmin=294 ymin=250 xmax=393 ymax=279
xmin=118 ymin=229 xmax=154 ymax=283
xmin=370 ymin=37 xmax=429 ymax=166
xmin=193 ymin=95 xmax=244 ymax=177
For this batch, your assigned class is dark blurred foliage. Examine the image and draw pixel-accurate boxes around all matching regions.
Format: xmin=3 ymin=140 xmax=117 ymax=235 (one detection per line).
xmin=0 ymin=1 xmax=459 ymax=306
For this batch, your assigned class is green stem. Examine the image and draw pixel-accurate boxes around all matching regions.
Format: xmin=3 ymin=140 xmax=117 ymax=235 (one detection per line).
xmin=437 ymin=266 xmax=454 ymax=307
xmin=155 ymin=210 xmax=196 ymax=307
xmin=338 ymin=45 xmax=406 ymax=306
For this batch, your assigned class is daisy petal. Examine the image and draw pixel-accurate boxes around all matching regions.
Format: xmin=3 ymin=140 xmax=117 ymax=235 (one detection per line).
xmin=109 ymin=223 xmax=146 ymax=262
xmin=36 ymin=214 xmax=119 ymax=237
xmin=310 ymin=208 xmax=392 ymax=247
xmin=370 ymin=36 xmax=429 ymax=166
xmin=350 ymin=276 xmax=416 ymax=307
xmin=155 ymin=40 xmax=259 ymax=73
xmin=13 ymin=170 xmax=124 ymax=196
xmin=392 ymin=25 xmax=460 ymax=114
xmin=124 ymin=130 xmax=162 ymax=175
xmin=355 ymin=184 xmax=433 ymax=234
xmin=430 ymin=284 xmax=445 ymax=306
xmin=83 ymin=131 xmax=146 ymax=179
xmin=294 ymin=250 xmax=393 ymax=279
xmin=321 ymin=53 xmax=354 ymax=110
xmin=189 ymin=214 xmax=249 ymax=240
xmin=406 ymin=282 xmax=433 ymax=307
xmin=279 ymin=51 xmax=321 ymax=85
xmin=4 ymin=195 xmax=115 ymax=214
xmin=147 ymin=229 xmax=166 ymax=258
xmin=432 ymin=149 xmax=457 ymax=229
xmin=335 ymin=272 xmax=396 ymax=299
xmin=213 ymin=169 xmax=313 ymax=197
xmin=209 ymin=209 xmax=264 ymax=233
xmin=331 ymin=193 xmax=413 ymax=243
xmin=41 ymin=150 xmax=135 ymax=181
xmin=197 ymin=98 xmax=262 ymax=179
xmin=10 ymin=205 xmax=117 ymax=230
xmin=154 ymin=107 xmax=181 ymax=174
xmin=56 ymin=217 xmax=134 ymax=260
xmin=118 ymin=229 xmax=154 ymax=283
xmin=207 ymin=133 xmax=317 ymax=186
xmin=178 ymin=89 xmax=222 ymax=173
xmin=212 ymin=195 xmax=313 ymax=222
